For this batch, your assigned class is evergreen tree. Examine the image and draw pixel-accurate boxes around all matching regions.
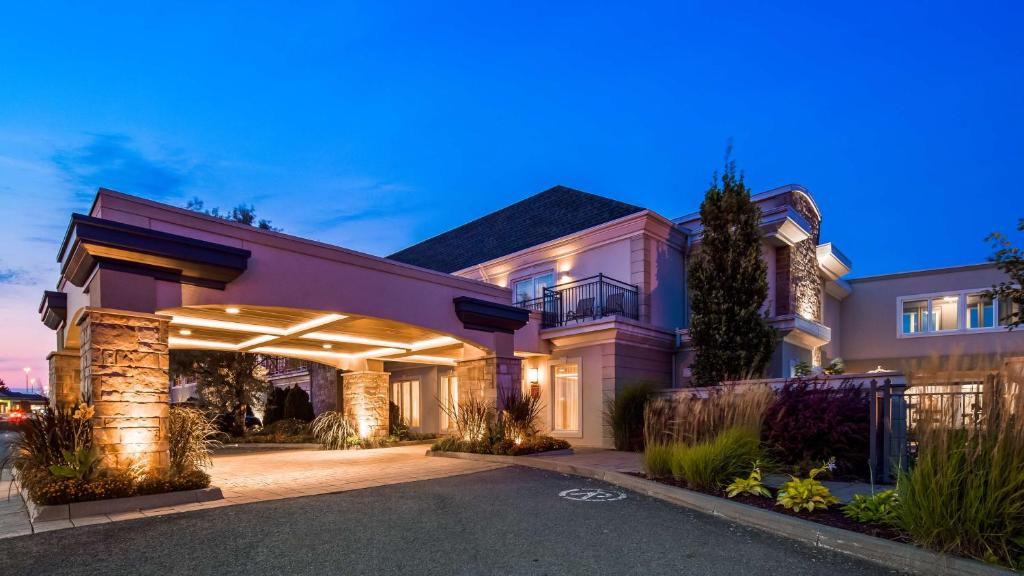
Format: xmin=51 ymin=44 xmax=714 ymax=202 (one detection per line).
xmin=282 ymin=384 xmax=314 ymax=422
xmin=687 ymin=157 xmax=777 ymax=385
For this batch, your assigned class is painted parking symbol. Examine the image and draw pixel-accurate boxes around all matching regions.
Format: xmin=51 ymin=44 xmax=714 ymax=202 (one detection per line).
xmin=558 ymin=488 xmax=627 ymax=502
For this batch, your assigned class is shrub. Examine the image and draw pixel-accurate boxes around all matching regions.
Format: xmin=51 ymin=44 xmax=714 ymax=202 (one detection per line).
xmin=263 ymin=386 xmax=288 ymax=426
xmin=31 ymin=472 xmax=136 ymax=505
xmin=644 ymin=384 xmax=773 ymax=447
xmin=843 ymin=490 xmax=898 ymax=525
xmin=389 ymin=401 xmax=409 ymax=438
xmin=11 ymin=404 xmax=93 ymax=471
xmin=776 ymin=459 xmax=839 ymax=512
xmin=500 ymin=390 xmax=543 ymax=444
xmin=643 ymin=443 xmax=678 ymax=478
xmin=137 ymin=469 xmax=211 ymax=495
xmin=896 ymin=373 xmax=1024 ymax=568
xmin=282 ymin=385 xmax=314 ymax=422
xmin=311 ymin=411 xmax=357 ymax=450
xmin=604 ymin=382 xmax=655 ymax=451
xmin=762 ymin=380 xmax=869 ymax=478
xmin=726 ymin=462 xmax=771 ymax=498
xmin=670 ymin=427 xmax=761 ymax=491
xmin=168 ymin=406 xmax=220 ymax=474
xmin=431 ymin=434 xmax=569 ymax=456
xmin=440 ymin=394 xmax=493 ymax=441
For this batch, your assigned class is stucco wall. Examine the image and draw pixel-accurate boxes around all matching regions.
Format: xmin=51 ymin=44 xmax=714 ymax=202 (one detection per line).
xmin=840 ymin=264 xmax=1024 ymax=374
xmin=822 ymin=293 xmax=842 ymax=361
xmin=387 ymin=364 xmax=442 ymax=434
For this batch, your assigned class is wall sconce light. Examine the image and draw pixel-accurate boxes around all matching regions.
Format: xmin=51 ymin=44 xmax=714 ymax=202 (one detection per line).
xmin=527 ymin=367 xmax=541 ymax=399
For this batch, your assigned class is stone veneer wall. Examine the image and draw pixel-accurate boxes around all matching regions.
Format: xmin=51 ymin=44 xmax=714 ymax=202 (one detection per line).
xmin=48 ymin=349 xmax=81 ymax=408
xmin=455 ymin=356 xmax=523 ymax=410
xmin=309 ymin=362 xmax=340 ymax=414
xmin=79 ymin=309 xmax=170 ymax=472
xmin=341 ymin=371 xmax=389 ymax=438
xmin=773 ymin=192 xmax=823 ymax=323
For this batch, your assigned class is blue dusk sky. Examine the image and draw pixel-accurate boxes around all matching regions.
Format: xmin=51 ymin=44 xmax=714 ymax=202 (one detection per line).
xmin=0 ymin=1 xmax=1022 ymax=389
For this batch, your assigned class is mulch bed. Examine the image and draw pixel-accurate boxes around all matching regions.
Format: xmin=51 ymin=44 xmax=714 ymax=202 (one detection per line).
xmin=629 ymin=473 xmax=909 ymax=542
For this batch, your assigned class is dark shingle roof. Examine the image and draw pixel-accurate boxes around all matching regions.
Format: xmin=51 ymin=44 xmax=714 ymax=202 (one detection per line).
xmin=387 ymin=185 xmax=645 ymax=273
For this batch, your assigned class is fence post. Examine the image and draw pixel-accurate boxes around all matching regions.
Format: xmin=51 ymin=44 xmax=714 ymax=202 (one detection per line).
xmin=597 ymin=273 xmax=604 ymax=319
xmin=885 ymin=377 xmax=909 ymax=482
xmin=869 ymin=378 xmax=879 ymax=482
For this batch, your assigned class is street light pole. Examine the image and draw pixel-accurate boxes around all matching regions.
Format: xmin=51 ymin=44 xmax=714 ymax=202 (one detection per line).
xmin=23 ymin=366 xmax=31 ymax=394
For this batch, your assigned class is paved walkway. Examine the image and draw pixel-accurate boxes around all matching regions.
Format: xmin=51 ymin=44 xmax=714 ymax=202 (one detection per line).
xmin=3 ymin=444 xmax=504 ymax=536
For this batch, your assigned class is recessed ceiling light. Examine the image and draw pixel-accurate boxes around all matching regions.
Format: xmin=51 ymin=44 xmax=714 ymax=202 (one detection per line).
xmin=225 ymin=307 xmax=241 ymax=314
xmin=322 ymin=343 xmax=333 ymax=349
xmin=179 ymin=329 xmax=192 ymax=336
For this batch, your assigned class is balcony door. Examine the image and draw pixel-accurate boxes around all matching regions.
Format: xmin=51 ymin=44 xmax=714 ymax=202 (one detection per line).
xmin=513 ymin=272 xmax=554 ymax=305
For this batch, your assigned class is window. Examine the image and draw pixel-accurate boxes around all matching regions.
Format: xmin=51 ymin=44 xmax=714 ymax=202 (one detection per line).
xmin=899 ymin=289 xmax=1016 ymax=337
xmin=999 ymin=296 xmax=1022 ymax=327
xmin=513 ymin=272 xmax=554 ymax=305
xmin=391 ymin=380 xmax=420 ymax=428
xmin=967 ymin=293 xmax=995 ymax=329
xmin=552 ymin=360 xmax=580 ymax=434
xmin=902 ymin=299 xmax=928 ymax=334
xmin=439 ymin=374 xmax=458 ymax=431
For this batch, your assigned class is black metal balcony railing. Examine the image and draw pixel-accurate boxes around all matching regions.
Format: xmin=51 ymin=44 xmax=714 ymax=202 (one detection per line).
xmin=516 ymin=274 xmax=640 ymax=328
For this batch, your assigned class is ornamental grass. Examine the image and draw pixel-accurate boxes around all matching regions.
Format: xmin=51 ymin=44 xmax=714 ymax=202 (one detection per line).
xmin=896 ymin=370 xmax=1024 ymax=568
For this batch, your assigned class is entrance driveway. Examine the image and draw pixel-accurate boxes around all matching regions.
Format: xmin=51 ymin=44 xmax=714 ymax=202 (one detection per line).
xmin=1 ymin=466 xmax=895 ymax=576
xmin=210 ymin=444 xmax=504 ymax=505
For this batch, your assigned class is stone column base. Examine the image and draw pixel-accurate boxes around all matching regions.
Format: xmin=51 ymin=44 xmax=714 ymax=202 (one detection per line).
xmin=48 ymin=349 xmax=81 ymax=409
xmin=80 ymin=309 xmax=171 ymax=472
xmin=455 ymin=356 xmax=523 ymax=410
xmin=341 ymin=371 xmax=390 ymax=438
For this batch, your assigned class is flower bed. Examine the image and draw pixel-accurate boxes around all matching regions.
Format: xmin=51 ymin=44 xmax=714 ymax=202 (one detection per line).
xmin=9 ymin=404 xmax=218 ymax=507
xmin=431 ymin=435 xmax=570 ymax=456
xmin=634 ymin=472 xmax=906 ymax=541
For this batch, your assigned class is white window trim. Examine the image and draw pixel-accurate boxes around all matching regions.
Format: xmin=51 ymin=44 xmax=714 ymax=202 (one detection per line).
xmin=896 ymin=287 xmax=1011 ymax=339
xmin=549 ymin=356 xmax=583 ymax=438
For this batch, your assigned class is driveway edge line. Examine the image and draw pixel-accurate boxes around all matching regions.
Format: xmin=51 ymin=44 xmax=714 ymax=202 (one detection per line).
xmin=426 ymin=450 xmax=1010 ymax=576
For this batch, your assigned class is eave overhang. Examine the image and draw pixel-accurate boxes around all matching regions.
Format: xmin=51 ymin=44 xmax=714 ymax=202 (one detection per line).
xmin=760 ymin=206 xmax=812 ymax=247
xmin=453 ymin=297 xmax=529 ymax=334
xmin=770 ymin=314 xmax=832 ymax=348
xmin=38 ymin=290 xmax=67 ymax=330
xmin=816 ymin=242 xmax=852 ymax=279
xmin=58 ymin=214 xmax=251 ymax=290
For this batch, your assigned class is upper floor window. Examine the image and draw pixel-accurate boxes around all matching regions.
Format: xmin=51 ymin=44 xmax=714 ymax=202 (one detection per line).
xmin=512 ymin=271 xmax=554 ymax=305
xmin=899 ymin=289 xmax=1015 ymax=337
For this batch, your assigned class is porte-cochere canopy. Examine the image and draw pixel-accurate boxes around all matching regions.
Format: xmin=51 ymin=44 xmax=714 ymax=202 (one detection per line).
xmin=39 ymin=188 xmax=534 ymax=472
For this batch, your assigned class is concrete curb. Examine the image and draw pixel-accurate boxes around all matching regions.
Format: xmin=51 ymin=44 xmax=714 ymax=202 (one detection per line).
xmin=22 ymin=484 xmax=224 ymax=522
xmin=426 ymin=450 xmax=1012 ymax=576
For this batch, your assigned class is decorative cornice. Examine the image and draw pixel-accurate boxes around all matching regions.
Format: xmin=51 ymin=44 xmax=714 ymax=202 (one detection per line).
xmin=59 ymin=213 xmax=251 ymax=290
xmin=38 ymin=290 xmax=67 ymax=330
xmin=453 ymin=297 xmax=530 ymax=334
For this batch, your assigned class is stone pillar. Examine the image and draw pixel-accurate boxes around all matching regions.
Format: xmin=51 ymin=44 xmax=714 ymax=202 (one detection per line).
xmin=79 ymin=309 xmax=170 ymax=472
xmin=47 ymin=349 xmax=81 ymax=408
xmin=455 ymin=356 xmax=523 ymax=410
xmin=341 ymin=371 xmax=389 ymax=438
xmin=309 ymin=362 xmax=339 ymax=414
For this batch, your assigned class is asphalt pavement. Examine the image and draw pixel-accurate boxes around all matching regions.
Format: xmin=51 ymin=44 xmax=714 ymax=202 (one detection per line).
xmin=0 ymin=466 xmax=901 ymax=576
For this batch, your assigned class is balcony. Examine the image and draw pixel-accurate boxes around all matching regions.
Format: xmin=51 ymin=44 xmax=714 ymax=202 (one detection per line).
xmin=517 ymin=274 xmax=640 ymax=328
